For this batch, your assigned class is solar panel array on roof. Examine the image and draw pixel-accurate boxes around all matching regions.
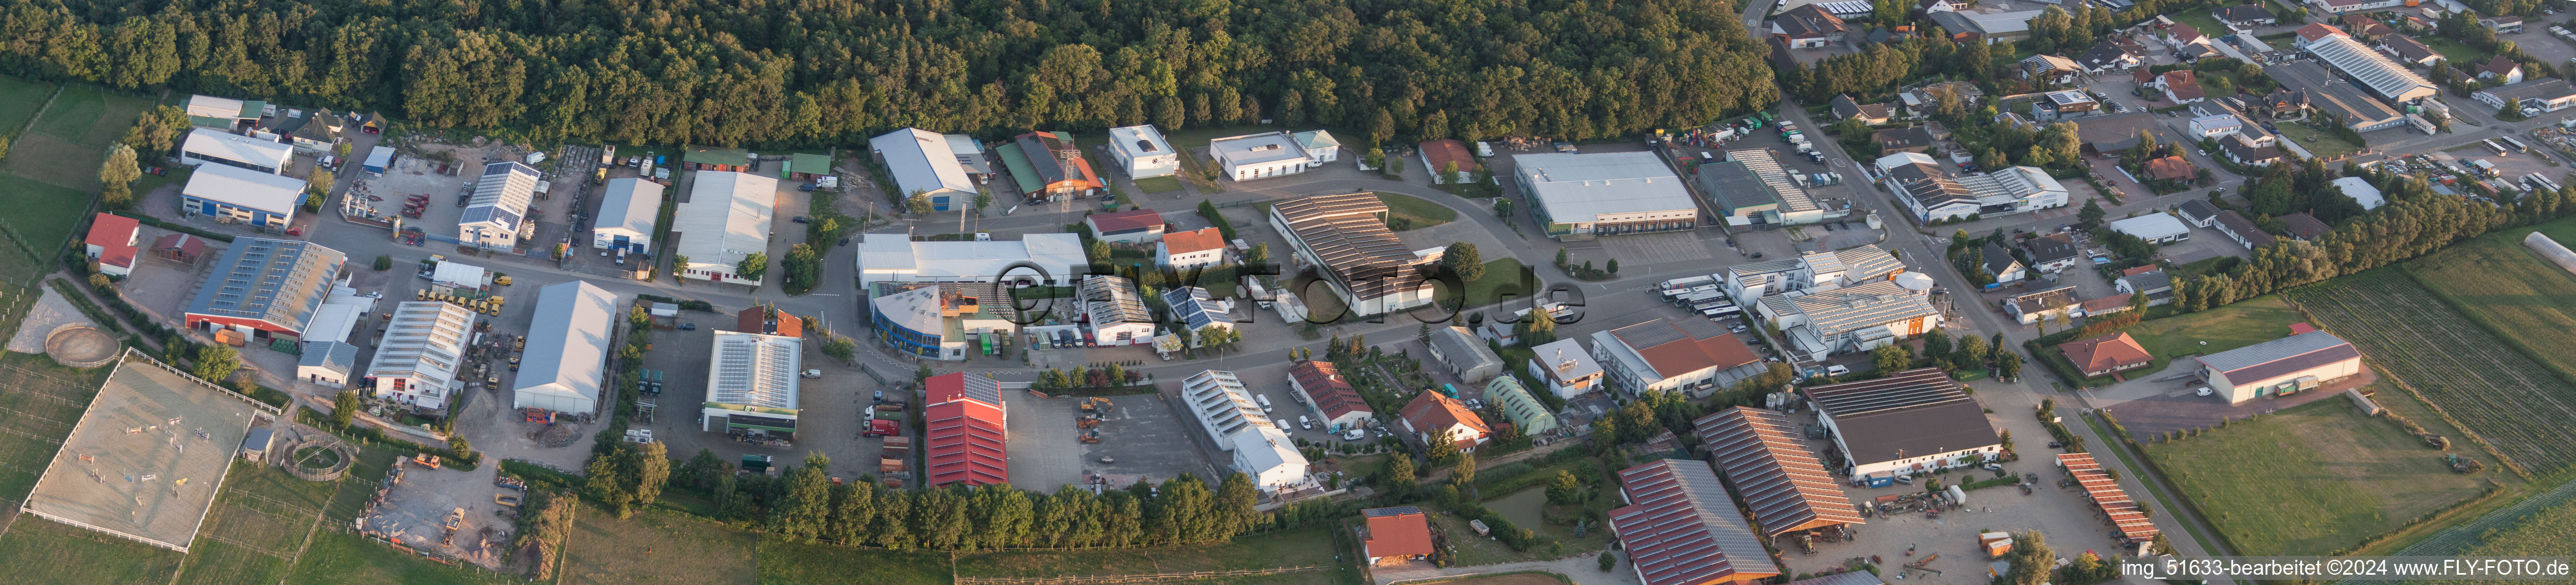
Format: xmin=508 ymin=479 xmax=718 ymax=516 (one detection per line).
xmin=1801 ymin=367 xmax=1970 ymax=416
xmin=1081 ymin=276 xmax=1153 ymax=325
xmin=1611 ymin=459 xmax=1780 ymax=585
xmin=1271 ymin=192 xmax=1426 ymax=300
xmin=1693 ymin=407 xmax=1865 ymax=538
xmin=2058 ymin=452 xmax=2161 ymax=542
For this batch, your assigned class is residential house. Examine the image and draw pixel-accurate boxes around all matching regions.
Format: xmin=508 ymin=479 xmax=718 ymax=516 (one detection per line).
xmin=2164 ymin=22 xmax=2211 ymax=49
xmin=1526 ymin=338 xmax=1605 ymax=399
xmin=2145 ymin=156 xmax=2200 ymax=182
xmin=1293 ymin=130 xmax=1344 ymax=166
xmin=1288 ymin=360 xmax=1374 ymax=430
xmin=2478 ymin=56 xmax=2526 ymax=84
xmin=2308 ymin=0 xmax=2401 ymax=14
xmin=2116 ymin=269 xmax=2175 ymax=305
xmin=1360 ymin=507 xmax=1434 ymax=566
xmin=2003 ymin=286 xmax=2080 ymax=324
xmin=2178 ymin=200 xmax=2223 ymax=227
xmin=1426 ymin=325 xmax=1506 ymax=383
xmin=83 ymin=213 xmax=140 ymax=277
xmin=2188 ymin=114 xmax=2244 ymax=140
xmin=2213 ymin=210 xmax=2277 ymax=248
xmin=2219 ymin=5 xmax=2277 ymax=27
xmin=1418 ymin=139 xmax=1478 ymax=184
xmin=1981 ymin=243 xmax=2027 ymax=286
xmin=2221 ymin=135 xmax=2285 ymax=167
xmin=2251 ymin=89 xmax=2312 ymax=119
xmin=2474 ymin=78 xmax=2576 ymax=113
xmin=2078 ymin=39 xmax=2145 ymax=73
xmin=2023 ymin=233 xmax=2083 ymax=273
xmin=2340 ymin=15 xmax=2395 ymax=39
xmin=1831 ymin=95 xmax=1895 ymax=125
xmin=2021 ymin=55 xmax=2083 ymax=85
xmin=252 ymin=107 xmax=345 ymax=153
xmin=2381 ymin=35 xmax=2443 ymax=66
xmin=1085 ymin=209 xmax=1167 ymax=244
xmin=2153 ymin=70 xmax=2208 ymax=103
xmin=1590 ymin=318 xmax=1767 ymax=399
xmin=2061 ymin=332 xmax=2155 ymax=377
xmin=1156 ymin=227 xmax=1227 ymax=269
xmin=1772 ymin=5 xmax=1849 ymax=48
xmin=2034 ymin=90 xmax=2102 ymax=121
xmin=1400 ymin=391 xmax=1491 ymax=451
xmin=2281 ymin=212 xmax=2332 ymax=240
xmin=1870 ymin=127 xmax=1938 ymax=154
xmin=2293 ymin=23 xmax=2350 ymax=48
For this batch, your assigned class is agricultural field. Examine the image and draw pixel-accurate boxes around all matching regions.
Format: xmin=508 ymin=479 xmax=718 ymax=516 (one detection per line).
xmin=0 ymin=75 xmax=57 ymax=134
xmin=2285 ymin=270 xmax=2576 ymax=476
xmin=2391 ymin=480 xmax=2576 ymax=585
xmin=0 ymin=515 xmax=187 ymax=584
xmin=2401 ymin=217 xmax=2576 ymax=387
xmin=0 ymin=82 xmax=153 ymax=262
xmin=0 ymin=352 xmax=114 ymax=500
xmin=754 ymin=537 xmax=951 ymax=585
xmin=2142 ymin=391 xmax=2497 ymax=555
xmin=954 ymin=524 xmax=1343 ymax=582
xmin=563 ymin=507 xmax=755 ymax=585
xmin=2053 ymin=294 xmax=2300 ymax=383
xmin=281 ymin=529 xmax=520 ymax=585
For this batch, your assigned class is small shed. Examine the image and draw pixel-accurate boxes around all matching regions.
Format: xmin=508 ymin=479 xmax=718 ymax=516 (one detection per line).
xmin=363 ymin=146 xmax=396 ymax=175
xmin=240 ymin=427 xmax=278 ymax=462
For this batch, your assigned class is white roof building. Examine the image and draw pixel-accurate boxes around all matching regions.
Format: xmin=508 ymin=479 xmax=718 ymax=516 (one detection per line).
xmin=180 ymin=128 xmax=293 ymax=174
xmin=2332 ymin=177 xmax=2385 ymax=209
xmin=513 ymin=281 xmax=616 ymax=414
xmin=856 ymin=233 xmax=1087 ymax=287
xmin=461 ymin=162 xmax=540 ymax=251
xmin=2108 ymin=213 xmax=2193 ymax=243
xmin=181 ymin=163 xmax=306 ymax=218
xmin=428 ymin=261 xmax=489 ymax=291
xmin=1108 ymin=125 xmax=1180 ymax=179
xmin=1209 ymin=132 xmax=1313 ymax=181
xmin=185 ymin=94 xmax=250 ymax=123
xmin=1081 ymin=276 xmax=1156 ymax=346
xmin=300 ymin=286 xmax=377 ymax=348
xmin=1229 ymin=426 xmax=1312 ymax=493
xmin=1513 ymin=152 xmax=1701 ymax=240
xmin=365 ymin=301 xmax=477 ymax=412
xmin=674 ymin=171 xmax=778 ymax=285
xmin=1293 ymin=130 xmax=1344 ymax=164
xmin=592 ymin=178 xmax=662 ymax=251
xmin=1179 ymin=370 xmax=1274 ymax=448
xmin=702 ymin=330 xmax=803 ymax=431
xmin=1526 ymin=338 xmax=1605 ymax=399
xmin=2305 ymin=35 xmax=2436 ymax=102
xmin=869 ymin=128 xmax=978 ymax=199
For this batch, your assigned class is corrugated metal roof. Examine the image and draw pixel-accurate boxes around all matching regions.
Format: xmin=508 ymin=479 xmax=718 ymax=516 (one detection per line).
xmin=2306 ymin=35 xmax=2433 ymax=101
xmin=1516 ymin=152 xmax=1698 ymax=223
xmin=1271 ymin=192 xmax=1426 ymax=303
xmin=870 ymin=128 xmax=976 ymax=196
xmin=2059 ymin=452 xmax=2161 ymax=542
xmin=593 ymin=178 xmax=663 ymax=238
xmin=183 ymin=127 xmax=292 ymax=170
xmin=1802 ymin=368 xmax=2000 ymax=468
xmin=1486 ymin=376 xmax=1558 ymax=435
xmin=463 ymin=162 xmax=538 ymax=229
xmin=1693 ymin=407 xmax=1865 ymax=538
xmin=1783 ymin=281 xmax=1939 ymax=335
xmin=674 ymin=171 xmax=778 ymax=281
xmin=186 ymin=238 xmax=346 ymax=333
xmin=182 ymin=163 xmax=307 ymax=215
xmin=513 ymin=281 xmax=616 ymax=413
xmin=1610 ymin=459 xmax=1781 ymax=585
xmin=1289 ymin=360 xmax=1372 ymax=420
xmin=925 ymin=372 xmax=1008 ymax=487
xmin=2195 ymin=330 xmax=2357 ymax=378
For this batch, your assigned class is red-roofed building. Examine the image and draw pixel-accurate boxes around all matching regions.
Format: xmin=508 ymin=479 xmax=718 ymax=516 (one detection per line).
xmin=2293 ymin=23 xmax=2348 ymax=48
xmin=1288 ymin=360 xmax=1373 ymax=429
xmin=1084 ymin=209 xmax=1167 ymax=244
xmin=2060 ymin=332 xmax=2153 ymax=377
xmin=1014 ymin=130 xmax=1107 ymax=198
xmin=923 ymin=372 xmax=1008 ymax=487
xmin=1417 ymin=139 xmax=1477 ymax=184
xmin=152 ymin=233 xmax=207 ymax=265
xmin=1610 ymin=459 xmax=1782 ymax=585
xmin=736 ymin=304 xmax=802 ymax=338
xmin=2059 ymin=452 xmax=2162 ymax=544
xmin=2145 ymin=156 xmax=2200 ymax=181
xmin=1593 ymin=318 xmax=1766 ymax=399
xmin=1156 ymin=227 xmax=1227 ymax=269
xmin=2153 ymin=71 xmax=2207 ymax=103
xmin=83 ymin=213 xmax=141 ymax=277
xmin=1360 ymin=506 xmax=1434 ymax=565
xmin=1399 ymin=391 xmax=1490 ymax=451
xmin=2289 ymin=322 xmax=2317 ymax=334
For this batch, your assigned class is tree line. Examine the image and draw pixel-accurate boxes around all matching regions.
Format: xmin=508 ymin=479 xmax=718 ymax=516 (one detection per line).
xmin=2167 ymin=169 xmax=2576 ymax=312
xmin=0 ymin=0 xmax=1780 ymax=148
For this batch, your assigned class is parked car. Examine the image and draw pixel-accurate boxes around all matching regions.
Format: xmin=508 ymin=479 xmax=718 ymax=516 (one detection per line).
xmin=791 ymin=216 xmax=810 ymax=223
xmin=679 ymin=323 xmax=696 ymax=330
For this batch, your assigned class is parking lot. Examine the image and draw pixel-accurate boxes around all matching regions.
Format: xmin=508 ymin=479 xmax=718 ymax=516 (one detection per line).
xmin=621 ymin=307 xmax=886 ymax=482
xmin=1010 ymin=392 xmax=1220 ymax=492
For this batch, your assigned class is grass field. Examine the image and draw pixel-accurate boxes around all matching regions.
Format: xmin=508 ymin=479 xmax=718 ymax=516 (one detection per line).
xmin=1376 ymin=192 xmax=1456 ymax=231
xmin=0 ymin=515 xmax=187 ymax=584
xmin=2277 ymin=123 xmax=2361 ymax=157
xmin=0 ymin=173 xmax=102 ymax=263
xmin=955 ymin=525 xmax=1343 ymax=579
xmin=175 ymin=461 xmax=335 ymax=585
xmin=2060 ymin=294 xmax=2298 ymax=382
xmin=2286 ymin=270 xmax=2576 ymax=476
xmin=754 ymin=537 xmax=951 ymax=585
xmin=0 ymin=76 xmax=57 ymax=134
xmin=2401 ymin=218 xmax=2576 ymax=390
xmin=564 ymin=507 xmax=755 ymax=585
xmin=2144 ymin=391 xmax=2496 ymax=555
xmin=282 ymin=530 xmax=520 ymax=585
xmin=32 ymin=85 xmax=152 ymax=147
xmin=1433 ymin=258 xmax=1537 ymax=310
xmin=1135 ymin=175 xmax=1186 ymax=194
xmin=0 ymin=352 xmax=114 ymax=500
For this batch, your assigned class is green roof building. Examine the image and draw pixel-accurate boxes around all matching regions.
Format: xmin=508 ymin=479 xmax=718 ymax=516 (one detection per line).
xmin=1486 ymin=376 xmax=1559 ymax=436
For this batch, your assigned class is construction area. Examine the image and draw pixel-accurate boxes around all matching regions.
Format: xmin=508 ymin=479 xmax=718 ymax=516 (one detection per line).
xmin=21 ymin=352 xmax=272 ymax=552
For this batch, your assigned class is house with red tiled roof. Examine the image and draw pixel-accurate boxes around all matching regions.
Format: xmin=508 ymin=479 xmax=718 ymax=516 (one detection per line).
xmin=1288 ymin=360 xmax=1373 ymax=429
xmin=1417 ymin=139 xmax=1478 ymax=185
xmin=1399 ymin=391 xmax=1490 ymax=451
xmin=2061 ymin=332 xmax=2152 ymax=378
xmin=923 ymin=372 xmax=1008 ymax=487
xmin=1156 ymin=227 xmax=1227 ymax=269
xmin=83 ymin=213 xmax=140 ymax=277
xmin=1360 ymin=506 xmax=1434 ymax=565
xmin=2293 ymin=23 xmax=2348 ymax=49
xmin=1084 ymin=209 xmax=1167 ymax=244
xmin=736 ymin=304 xmax=802 ymax=338
xmin=2477 ymin=56 xmax=2525 ymax=84
xmin=2153 ymin=70 xmax=2207 ymax=103
xmin=2339 ymin=14 xmax=2394 ymax=39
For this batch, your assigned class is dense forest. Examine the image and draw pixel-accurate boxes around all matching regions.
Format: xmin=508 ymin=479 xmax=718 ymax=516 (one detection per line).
xmin=0 ymin=0 xmax=1779 ymax=147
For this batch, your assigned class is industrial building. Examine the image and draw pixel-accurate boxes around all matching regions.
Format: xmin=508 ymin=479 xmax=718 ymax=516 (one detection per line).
xmin=2195 ymin=330 xmax=2363 ymax=403
xmin=1168 ymin=286 xmax=1233 ymax=334
xmin=1288 ymin=359 xmax=1375 ymax=430
xmin=1525 ymin=338 xmax=1605 ymax=399
xmin=592 ymin=178 xmax=662 ymax=252
xmin=2332 ymin=177 xmax=2385 ymax=210
xmin=701 ymin=330 xmax=802 ymax=438
xmin=1801 ymin=368 xmax=2002 ymax=486
xmin=673 ymin=171 xmax=778 ymax=285
xmin=180 ymin=163 xmax=306 ymax=230
xmin=185 ymin=94 xmax=262 ymax=128
xmin=1755 ymin=281 xmax=1942 ymax=359
xmin=2061 ymin=332 xmax=2153 ymax=378
xmin=1875 ymin=153 xmax=2068 ymax=222
xmin=1426 ymin=325 xmax=1504 ymax=383
xmin=1717 ymin=150 xmax=1839 ymax=226
xmin=365 ymin=300 xmax=477 ymax=415
xmin=923 ymin=372 xmax=1008 ymax=487
xmin=2266 ymin=61 xmax=2408 ymax=131
xmin=1268 ymin=192 xmax=1437 ymax=316
xmin=511 ymin=281 xmax=616 ymax=415
xmin=1608 ymin=459 xmax=1782 ymax=585
xmin=460 ymin=162 xmax=540 ymax=251
xmin=1484 ymin=376 xmax=1559 ymax=436
xmin=1590 ymin=318 xmax=1765 ymax=399
xmin=1722 ymin=245 xmax=1908 ymax=307
xmin=184 ymin=238 xmax=347 ymax=340
xmin=2059 ymin=452 xmax=2163 ymax=544
xmin=180 ymin=127 xmax=292 ymax=174
xmin=2303 ymin=35 xmax=2435 ymax=103
xmin=2474 ymin=78 xmax=2576 ymax=113
xmin=1514 ymin=152 xmax=1700 ymax=240
xmin=1000 ymin=131 xmax=1105 ymax=199
xmin=2108 ymin=213 xmax=2191 ymax=244
xmin=1080 ymin=276 xmax=1155 ymax=346
xmin=1085 ymin=209 xmax=1167 ymax=243
xmin=869 ymin=128 xmax=980 ymax=210
xmin=1179 ymin=370 xmax=1271 ymax=447
xmin=1210 ymin=131 xmax=1315 ymax=181
xmin=1400 ymin=391 xmax=1490 ymax=451
xmin=857 ymin=233 xmax=1086 ymax=287
xmin=869 ymin=282 xmax=1019 ymax=360
xmin=1108 ymin=125 xmax=1180 ymax=179
xmin=1691 ymin=407 xmax=1866 ymax=538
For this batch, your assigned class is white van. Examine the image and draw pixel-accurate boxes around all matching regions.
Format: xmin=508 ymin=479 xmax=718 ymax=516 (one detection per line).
xmin=1256 ymin=394 xmax=1275 ymax=412
xmin=1297 ymin=415 xmax=1313 ymax=430
xmin=1475 ymin=141 xmax=1494 ymax=157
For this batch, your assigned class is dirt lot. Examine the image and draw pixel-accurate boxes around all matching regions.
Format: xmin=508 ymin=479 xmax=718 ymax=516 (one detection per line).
xmin=360 ymin=456 xmax=509 ymax=569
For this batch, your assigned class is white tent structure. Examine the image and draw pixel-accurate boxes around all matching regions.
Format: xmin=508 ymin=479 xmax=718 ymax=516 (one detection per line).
xmin=512 ymin=281 xmax=617 ymax=414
